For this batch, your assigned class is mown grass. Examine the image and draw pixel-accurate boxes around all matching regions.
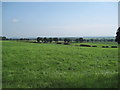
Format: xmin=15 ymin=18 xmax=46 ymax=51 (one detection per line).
xmin=2 ymin=41 xmax=118 ymax=88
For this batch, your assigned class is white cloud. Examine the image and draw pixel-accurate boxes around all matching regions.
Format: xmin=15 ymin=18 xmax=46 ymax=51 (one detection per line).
xmin=12 ymin=19 xmax=19 ymax=23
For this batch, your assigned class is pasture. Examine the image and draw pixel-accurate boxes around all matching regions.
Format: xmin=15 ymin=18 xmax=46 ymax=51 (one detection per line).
xmin=2 ymin=41 xmax=118 ymax=88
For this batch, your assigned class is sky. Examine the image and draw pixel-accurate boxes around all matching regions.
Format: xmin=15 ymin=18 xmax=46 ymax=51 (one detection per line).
xmin=0 ymin=1 xmax=2 ymax=36
xmin=118 ymin=1 xmax=120 ymax=27
xmin=2 ymin=2 xmax=118 ymax=38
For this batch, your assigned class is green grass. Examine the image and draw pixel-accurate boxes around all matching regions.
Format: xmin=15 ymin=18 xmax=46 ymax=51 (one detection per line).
xmin=71 ymin=42 xmax=118 ymax=48
xmin=0 ymin=41 xmax=2 ymax=89
xmin=2 ymin=41 xmax=118 ymax=88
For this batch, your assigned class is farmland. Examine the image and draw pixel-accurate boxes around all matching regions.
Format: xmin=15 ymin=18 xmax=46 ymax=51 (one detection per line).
xmin=2 ymin=40 xmax=118 ymax=88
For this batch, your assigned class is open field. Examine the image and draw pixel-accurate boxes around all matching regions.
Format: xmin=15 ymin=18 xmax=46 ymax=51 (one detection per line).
xmin=2 ymin=41 xmax=118 ymax=88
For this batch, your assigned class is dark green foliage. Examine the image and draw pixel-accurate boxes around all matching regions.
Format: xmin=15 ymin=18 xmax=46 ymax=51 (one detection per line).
xmin=39 ymin=37 xmax=43 ymax=42
xmin=37 ymin=37 xmax=40 ymax=42
xmin=92 ymin=45 xmax=97 ymax=47
xmin=1 ymin=36 xmax=7 ymax=40
xmin=75 ymin=39 xmax=79 ymax=43
xmin=59 ymin=38 xmax=62 ymax=41
xmin=53 ymin=38 xmax=59 ymax=43
xmin=79 ymin=38 xmax=83 ymax=43
xmin=48 ymin=38 xmax=53 ymax=43
xmin=90 ymin=39 xmax=94 ymax=42
xmin=64 ymin=38 xmax=71 ymax=43
xmin=43 ymin=37 xmax=48 ymax=43
xmin=111 ymin=46 xmax=117 ymax=48
xmin=115 ymin=27 xmax=120 ymax=44
xmin=36 ymin=37 xmax=43 ymax=43
xmin=80 ymin=44 xmax=91 ymax=47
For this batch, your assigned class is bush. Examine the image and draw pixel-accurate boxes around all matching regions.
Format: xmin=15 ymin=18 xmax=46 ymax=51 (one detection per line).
xmin=102 ymin=46 xmax=109 ymax=48
xmin=106 ymin=46 xmax=109 ymax=48
xmin=111 ymin=46 xmax=117 ymax=48
xmin=80 ymin=44 xmax=91 ymax=47
xmin=92 ymin=45 xmax=97 ymax=47
xmin=56 ymin=42 xmax=62 ymax=44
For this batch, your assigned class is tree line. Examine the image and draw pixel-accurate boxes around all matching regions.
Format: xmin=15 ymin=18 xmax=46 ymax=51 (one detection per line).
xmin=36 ymin=37 xmax=84 ymax=43
xmin=36 ymin=37 xmax=116 ymax=43
xmin=0 ymin=36 xmax=117 ymax=43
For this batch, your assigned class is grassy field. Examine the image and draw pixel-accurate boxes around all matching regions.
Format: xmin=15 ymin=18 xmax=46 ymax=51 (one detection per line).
xmin=2 ymin=41 xmax=118 ymax=88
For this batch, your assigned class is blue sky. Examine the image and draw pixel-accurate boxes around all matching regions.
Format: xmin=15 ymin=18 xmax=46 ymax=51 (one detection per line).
xmin=2 ymin=2 xmax=118 ymax=38
xmin=0 ymin=1 xmax=2 ymax=36
xmin=118 ymin=1 xmax=120 ymax=27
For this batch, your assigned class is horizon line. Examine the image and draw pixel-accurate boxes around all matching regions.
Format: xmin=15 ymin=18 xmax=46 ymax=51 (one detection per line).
xmin=3 ymin=36 xmax=116 ymax=39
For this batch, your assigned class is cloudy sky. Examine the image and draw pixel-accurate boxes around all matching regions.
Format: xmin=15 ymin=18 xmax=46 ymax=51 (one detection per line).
xmin=2 ymin=2 xmax=118 ymax=38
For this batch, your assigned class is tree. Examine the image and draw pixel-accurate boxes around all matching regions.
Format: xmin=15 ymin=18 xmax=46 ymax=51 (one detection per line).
xmin=53 ymin=38 xmax=58 ymax=43
xmin=39 ymin=37 xmax=43 ymax=42
xmin=64 ymin=38 xmax=67 ymax=43
xmin=59 ymin=38 xmax=62 ymax=41
xmin=48 ymin=38 xmax=53 ymax=43
xmin=67 ymin=38 xmax=71 ymax=43
xmin=90 ymin=39 xmax=94 ymax=42
xmin=43 ymin=37 xmax=48 ymax=43
xmin=79 ymin=38 xmax=83 ymax=43
xmin=20 ymin=38 xmax=23 ymax=40
xmin=75 ymin=39 xmax=79 ymax=43
xmin=86 ymin=39 xmax=89 ymax=42
xmin=37 ymin=37 xmax=40 ymax=42
xmin=115 ymin=27 xmax=120 ymax=44
xmin=2 ymin=36 xmax=6 ymax=40
xmin=64 ymin=38 xmax=70 ymax=43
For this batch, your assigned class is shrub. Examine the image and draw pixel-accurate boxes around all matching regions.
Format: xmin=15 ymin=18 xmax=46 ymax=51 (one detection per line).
xmin=57 ymin=42 xmax=62 ymax=44
xmin=80 ymin=44 xmax=91 ymax=47
xmin=102 ymin=46 xmax=109 ymax=48
xmin=106 ymin=46 xmax=109 ymax=48
xmin=92 ymin=45 xmax=97 ymax=47
xmin=111 ymin=46 xmax=117 ymax=48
